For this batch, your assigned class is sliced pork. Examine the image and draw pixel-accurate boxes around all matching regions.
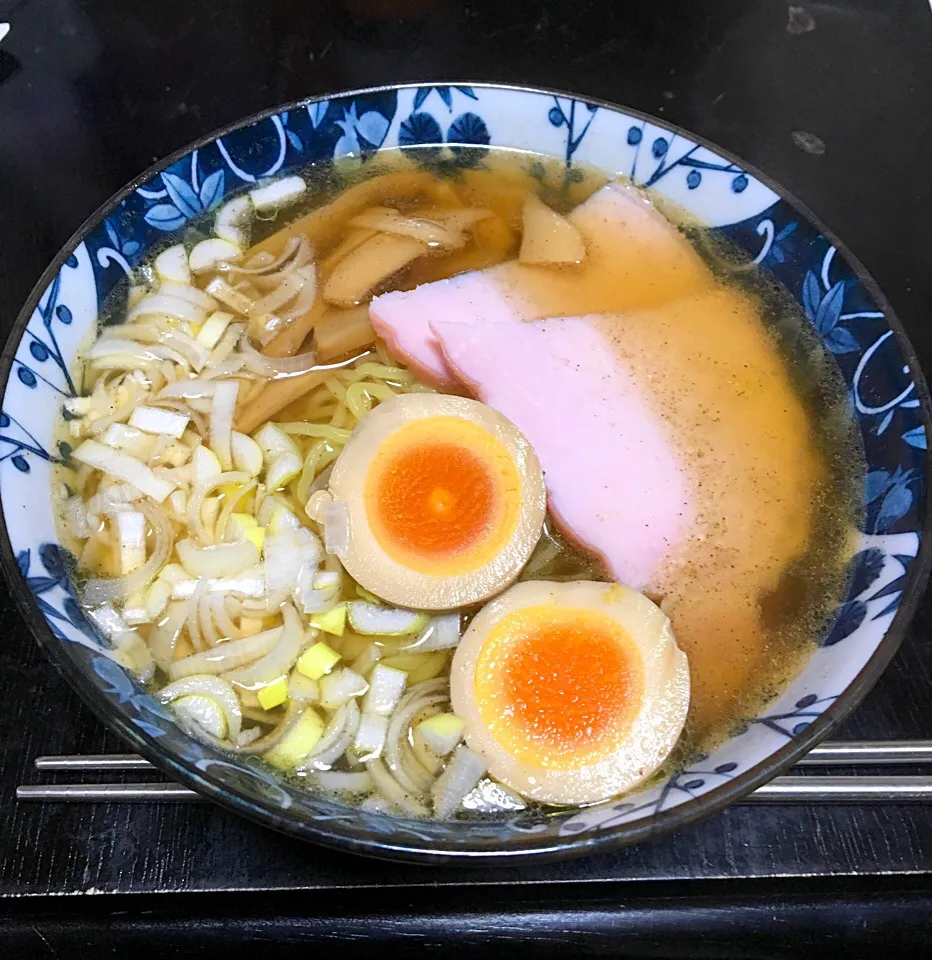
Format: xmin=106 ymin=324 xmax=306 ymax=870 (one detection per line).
xmin=432 ymin=315 xmax=694 ymax=590
xmin=370 ymin=181 xmax=712 ymax=389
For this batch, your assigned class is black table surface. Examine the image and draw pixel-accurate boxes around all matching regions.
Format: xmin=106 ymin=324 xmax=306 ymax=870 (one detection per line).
xmin=1 ymin=0 xmax=932 ymax=955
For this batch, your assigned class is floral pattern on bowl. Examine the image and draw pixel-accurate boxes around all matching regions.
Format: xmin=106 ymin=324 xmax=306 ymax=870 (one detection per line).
xmin=1 ymin=83 xmax=929 ymax=862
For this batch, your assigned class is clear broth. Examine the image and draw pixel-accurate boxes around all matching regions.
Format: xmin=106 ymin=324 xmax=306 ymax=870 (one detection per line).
xmin=56 ymin=146 xmax=864 ymax=810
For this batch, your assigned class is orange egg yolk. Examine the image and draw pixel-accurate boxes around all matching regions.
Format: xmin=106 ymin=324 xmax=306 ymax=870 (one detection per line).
xmin=473 ymin=606 xmax=644 ymax=769
xmin=364 ymin=416 xmax=521 ymax=575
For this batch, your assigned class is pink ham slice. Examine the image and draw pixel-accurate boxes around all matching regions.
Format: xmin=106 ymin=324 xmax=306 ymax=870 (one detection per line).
xmin=370 ymin=181 xmax=710 ymax=389
xmin=432 ymin=316 xmax=693 ymax=590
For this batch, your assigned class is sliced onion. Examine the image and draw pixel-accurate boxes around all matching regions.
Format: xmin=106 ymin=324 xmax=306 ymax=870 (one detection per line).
xmin=186 ymin=470 xmax=251 ymax=544
xmin=112 ymin=632 xmax=155 ymax=681
xmin=129 ymin=294 xmax=206 ymax=326
xmin=171 ymin=568 xmax=267 ymax=600
xmin=392 ymin=678 xmax=447 ymax=709
xmin=73 ymin=440 xmax=174 ymax=503
xmin=313 ymin=770 xmax=374 ymax=794
xmin=168 ymin=624 xmax=282 ymax=680
xmin=83 ymin=500 xmax=172 ymax=606
xmin=86 ymin=604 xmax=155 ymax=681
xmin=220 ymin=236 xmax=307 ymax=277
xmin=238 ymin=332 xmax=319 ymax=379
xmin=157 ymin=281 xmax=218 ymax=312
xmin=87 ymin=338 xmax=164 ymax=363
xmin=206 ymin=322 xmax=248 ymax=369
xmin=250 ymin=176 xmax=307 ymax=213
xmin=214 ymin=195 xmax=253 ymax=247
xmin=113 ymin=318 xmax=209 ymax=372
xmin=86 ymin=602 xmax=130 ymax=636
xmin=158 ymin=675 xmax=243 ymax=742
xmin=385 ymin=691 xmax=449 ymax=795
xmin=349 ymin=207 xmax=466 ymax=248
xmin=307 ymin=698 xmax=360 ymax=770
xmin=304 ymin=702 xmax=351 ymax=765
xmin=409 ymin=718 xmax=444 ymax=777
xmin=151 ymin=465 xmax=193 ymax=489
xmin=147 ymin=397 xmax=207 ymax=439
xmin=210 ymin=380 xmax=238 ymax=471
xmin=321 ymin=498 xmax=349 ymax=558
xmin=64 ymin=495 xmax=91 ymax=540
xmin=172 ymin=696 xmax=228 ymax=739
xmin=263 ymin=527 xmax=321 ymax=602
xmin=225 ymin=594 xmax=244 ymax=618
xmin=250 ymin=248 xmax=314 ymax=291
xmin=384 ymin=680 xmax=449 ymax=766
xmin=319 ymin=666 xmax=367 ymax=711
xmin=237 ymin=726 xmax=265 ymax=747
xmin=300 ymin=585 xmax=340 ymax=615
xmin=198 ymin=592 xmax=222 ymax=648
xmin=244 ymin=251 xmax=276 ymax=270
xmin=278 ymin=266 xmax=319 ymax=322
xmin=152 ymin=322 xmax=211 ymax=372
xmin=461 ymin=779 xmax=527 ymax=814
xmin=185 ymin=579 xmax=209 ymax=652
xmin=90 ymin=343 xmax=189 ymax=371
xmin=188 ymin=700 xmax=302 ymax=755
xmin=216 ymin=478 xmax=257 ymax=544
xmin=205 ymin=360 xmax=252 ymax=382
xmin=177 ymin=538 xmax=259 ymax=579
xmin=87 ymin=378 xmax=148 ymax=436
xmin=253 ymin=272 xmax=319 ymax=348
xmin=211 ymin=594 xmax=240 ymax=641
xmin=403 ymin=613 xmax=461 ymax=652
xmin=347 ymin=601 xmax=425 ymax=636
xmin=223 ymin=602 xmax=303 ymax=688
xmin=350 ymin=642 xmax=383 ymax=679
xmin=157 ymin=380 xmax=217 ymax=400
xmin=287 ymin=672 xmax=320 ymax=703
xmin=220 ymin=700 xmax=302 ymax=755
xmin=149 ymin=600 xmax=188 ymax=672
xmin=365 ymin=758 xmax=429 ymax=817
xmin=129 ymin=402 xmax=190 ymax=440
xmin=431 ymin=745 xmax=487 ymax=820
xmin=401 ymin=731 xmax=439 ymax=785
xmin=203 ymin=277 xmax=254 ymax=316
xmin=251 ymin=264 xmax=315 ymax=318
xmin=96 ymin=323 xmax=164 ymax=343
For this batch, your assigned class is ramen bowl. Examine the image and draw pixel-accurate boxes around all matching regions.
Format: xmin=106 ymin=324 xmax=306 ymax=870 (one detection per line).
xmin=1 ymin=83 xmax=929 ymax=862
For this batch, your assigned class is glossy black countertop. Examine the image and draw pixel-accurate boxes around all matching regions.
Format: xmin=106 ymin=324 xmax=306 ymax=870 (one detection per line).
xmin=1 ymin=1 xmax=931 ymax=956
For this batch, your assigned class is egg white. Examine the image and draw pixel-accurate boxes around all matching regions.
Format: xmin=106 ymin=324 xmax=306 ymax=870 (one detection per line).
xmin=450 ymin=579 xmax=690 ymax=805
xmin=328 ymin=394 xmax=546 ymax=609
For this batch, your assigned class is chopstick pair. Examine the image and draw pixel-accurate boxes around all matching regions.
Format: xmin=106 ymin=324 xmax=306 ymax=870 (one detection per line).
xmin=16 ymin=740 xmax=932 ymax=804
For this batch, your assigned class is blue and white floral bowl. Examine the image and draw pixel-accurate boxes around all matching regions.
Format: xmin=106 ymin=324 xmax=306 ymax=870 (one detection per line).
xmin=1 ymin=83 xmax=929 ymax=862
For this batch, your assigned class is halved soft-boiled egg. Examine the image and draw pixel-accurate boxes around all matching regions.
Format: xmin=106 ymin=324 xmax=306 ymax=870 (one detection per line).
xmin=450 ymin=580 xmax=690 ymax=805
xmin=324 ymin=394 xmax=546 ymax=609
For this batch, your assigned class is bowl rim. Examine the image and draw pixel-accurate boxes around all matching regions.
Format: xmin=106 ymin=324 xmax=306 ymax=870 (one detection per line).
xmin=2 ymin=80 xmax=931 ymax=864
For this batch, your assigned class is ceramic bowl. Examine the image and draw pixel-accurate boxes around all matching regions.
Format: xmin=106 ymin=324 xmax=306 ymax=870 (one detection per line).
xmin=1 ymin=83 xmax=929 ymax=863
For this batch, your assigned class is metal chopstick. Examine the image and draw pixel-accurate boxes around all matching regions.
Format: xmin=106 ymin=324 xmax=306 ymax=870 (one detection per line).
xmin=20 ymin=742 xmax=932 ymax=804
xmin=32 ymin=740 xmax=932 ymax=773
xmin=35 ymin=754 xmax=155 ymax=771
xmin=796 ymin=740 xmax=932 ymax=765
xmin=18 ymin=782 xmax=199 ymax=802
xmin=745 ymin=776 xmax=932 ymax=803
xmin=15 ymin=775 xmax=932 ymax=804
